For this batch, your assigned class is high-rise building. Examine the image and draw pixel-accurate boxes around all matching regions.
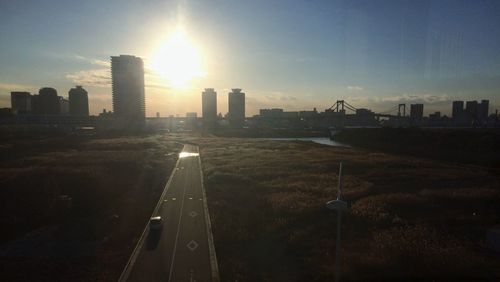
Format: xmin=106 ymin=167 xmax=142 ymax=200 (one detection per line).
xmin=465 ymin=100 xmax=478 ymax=120
xmin=11 ymin=92 xmax=31 ymax=114
xmin=69 ymin=86 xmax=89 ymax=116
xmin=111 ymin=55 xmax=145 ymax=124
xmin=452 ymin=101 xmax=464 ymax=119
xmin=38 ymin=87 xmax=60 ymax=115
xmin=228 ymin=88 xmax=245 ymax=128
xmin=202 ymin=88 xmax=217 ymax=128
xmin=410 ymin=104 xmax=424 ymax=120
xmin=478 ymin=100 xmax=489 ymax=124
xmin=59 ymin=97 xmax=69 ymax=115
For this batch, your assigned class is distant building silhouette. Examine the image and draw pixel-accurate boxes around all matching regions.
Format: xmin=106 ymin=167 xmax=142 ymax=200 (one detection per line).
xmin=59 ymin=96 xmax=69 ymax=115
xmin=260 ymin=108 xmax=284 ymax=118
xmin=0 ymin=108 xmax=13 ymax=118
xmin=111 ymin=55 xmax=145 ymax=126
xmin=299 ymin=108 xmax=318 ymax=119
xmin=452 ymin=101 xmax=464 ymax=119
xmin=38 ymin=87 xmax=60 ymax=115
xmin=11 ymin=92 xmax=32 ymax=114
xmin=410 ymin=104 xmax=424 ymax=120
xmin=31 ymin=94 xmax=41 ymax=114
xmin=69 ymin=86 xmax=89 ymax=116
xmin=465 ymin=100 xmax=478 ymax=122
xmin=202 ymin=88 xmax=217 ymax=128
xmin=478 ymin=100 xmax=489 ymax=125
xmin=228 ymin=88 xmax=245 ymax=128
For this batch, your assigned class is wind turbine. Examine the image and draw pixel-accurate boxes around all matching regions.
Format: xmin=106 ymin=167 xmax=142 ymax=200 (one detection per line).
xmin=326 ymin=162 xmax=348 ymax=282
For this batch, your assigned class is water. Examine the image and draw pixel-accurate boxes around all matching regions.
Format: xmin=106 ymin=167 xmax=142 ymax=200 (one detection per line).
xmin=265 ymin=137 xmax=350 ymax=147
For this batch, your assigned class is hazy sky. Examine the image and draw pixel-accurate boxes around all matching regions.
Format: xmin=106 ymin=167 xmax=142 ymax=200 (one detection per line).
xmin=1 ymin=0 xmax=499 ymax=117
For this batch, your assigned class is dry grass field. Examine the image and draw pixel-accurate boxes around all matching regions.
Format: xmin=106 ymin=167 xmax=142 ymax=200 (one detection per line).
xmin=1 ymin=131 xmax=499 ymax=281
xmin=0 ymin=132 xmax=181 ymax=281
xmin=196 ymin=137 xmax=500 ymax=281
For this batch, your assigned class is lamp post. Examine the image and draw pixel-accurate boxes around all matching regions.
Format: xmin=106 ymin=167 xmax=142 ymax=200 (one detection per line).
xmin=326 ymin=162 xmax=347 ymax=282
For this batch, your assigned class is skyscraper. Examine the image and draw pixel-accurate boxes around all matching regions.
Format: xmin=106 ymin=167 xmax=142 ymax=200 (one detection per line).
xmin=465 ymin=100 xmax=478 ymax=120
xmin=478 ymin=100 xmax=489 ymax=124
xmin=228 ymin=88 xmax=245 ymax=128
xmin=202 ymin=88 xmax=217 ymax=128
xmin=11 ymin=92 xmax=31 ymax=114
xmin=111 ymin=55 xmax=145 ymax=124
xmin=452 ymin=101 xmax=464 ymax=119
xmin=38 ymin=87 xmax=60 ymax=115
xmin=69 ymin=86 xmax=89 ymax=116
xmin=410 ymin=104 xmax=424 ymax=120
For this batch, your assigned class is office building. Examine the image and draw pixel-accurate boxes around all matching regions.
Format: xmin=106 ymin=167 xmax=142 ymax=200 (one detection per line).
xmin=465 ymin=100 xmax=478 ymax=120
xmin=38 ymin=87 xmax=60 ymax=115
xmin=111 ymin=55 xmax=145 ymax=123
xmin=478 ymin=100 xmax=489 ymax=124
xmin=228 ymin=88 xmax=245 ymax=127
xmin=410 ymin=104 xmax=424 ymax=120
xmin=202 ymin=88 xmax=217 ymax=128
xmin=299 ymin=108 xmax=318 ymax=119
xmin=186 ymin=112 xmax=197 ymax=118
xmin=69 ymin=86 xmax=89 ymax=116
xmin=452 ymin=101 xmax=464 ymax=119
xmin=11 ymin=92 xmax=31 ymax=114
xmin=260 ymin=108 xmax=284 ymax=118
xmin=59 ymin=97 xmax=69 ymax=115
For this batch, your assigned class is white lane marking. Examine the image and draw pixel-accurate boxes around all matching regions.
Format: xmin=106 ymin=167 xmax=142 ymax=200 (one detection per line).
xmin=187 ymin=240 xmax=199 ymax=251
xmin=189 ymin=197 xmax=193 ymax=200
xmin=164 ymin=199 xmax=168 ymax=202
xmin=189 ymin=269 xmax=195 ymax=282
xmin=168 ymin=160 xmax=190 ymax=282
xmin=172 ymin=198 xmax=176 ymax=200
xmin=189 ymin=211 xmax=198 ymax=217
xmin=198 ymin=198 xmax=202 ymax=201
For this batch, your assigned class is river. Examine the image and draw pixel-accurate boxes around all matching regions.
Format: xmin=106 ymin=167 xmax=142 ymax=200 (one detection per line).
xmin=263 ymin=137 xmax=350 ymax=147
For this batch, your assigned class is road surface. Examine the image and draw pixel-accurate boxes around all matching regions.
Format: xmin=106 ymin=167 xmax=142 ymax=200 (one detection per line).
xmin=120 ymin=144 xmax=219 ymax=282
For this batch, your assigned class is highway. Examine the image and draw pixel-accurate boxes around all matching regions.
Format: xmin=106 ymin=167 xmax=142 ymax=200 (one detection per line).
xmin=120 ymin=144 xmax=219 ymax=282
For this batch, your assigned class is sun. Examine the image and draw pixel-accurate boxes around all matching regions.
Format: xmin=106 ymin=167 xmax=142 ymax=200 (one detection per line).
xmin=150 ymin=27 xmax=205 ymax=89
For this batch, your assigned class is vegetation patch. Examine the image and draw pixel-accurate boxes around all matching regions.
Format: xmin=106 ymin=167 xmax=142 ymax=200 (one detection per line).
xmin=197 ymin=137 xmax=500 ymax=281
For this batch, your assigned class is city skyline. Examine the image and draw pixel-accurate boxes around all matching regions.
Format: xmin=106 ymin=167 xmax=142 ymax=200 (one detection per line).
xmin=1 ymin=0 xmax=500 ymax=116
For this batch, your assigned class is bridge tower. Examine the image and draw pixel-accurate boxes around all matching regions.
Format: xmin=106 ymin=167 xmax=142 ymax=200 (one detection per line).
xmin=332 ymin=100 xmax=345 ymax=112
xmin=398 ymin=104 xmax=406 ymax=117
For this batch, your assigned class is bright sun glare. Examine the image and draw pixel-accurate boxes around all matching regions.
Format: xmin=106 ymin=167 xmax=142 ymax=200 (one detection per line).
xmin=150 ymin=27 xmax=205 ymax=89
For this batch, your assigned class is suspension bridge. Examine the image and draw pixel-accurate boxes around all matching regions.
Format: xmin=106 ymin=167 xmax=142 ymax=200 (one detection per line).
xmin=327 ymin=100 xmax=410 ymax=119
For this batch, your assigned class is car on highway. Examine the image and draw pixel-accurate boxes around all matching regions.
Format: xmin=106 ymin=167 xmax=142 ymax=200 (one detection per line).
xmin=149 ymin=216 xmax=162 ymax=231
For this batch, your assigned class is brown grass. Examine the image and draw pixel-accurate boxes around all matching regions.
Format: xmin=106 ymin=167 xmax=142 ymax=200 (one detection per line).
xmin=194 ymin=137 xmax=500 ymax=281
xmin=0 ymin=133 xmax=181 ymax=281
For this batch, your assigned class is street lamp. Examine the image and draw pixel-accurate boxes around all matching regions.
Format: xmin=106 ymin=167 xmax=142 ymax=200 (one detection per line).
xmin=326 ymin=162 xmax=347 ymax=282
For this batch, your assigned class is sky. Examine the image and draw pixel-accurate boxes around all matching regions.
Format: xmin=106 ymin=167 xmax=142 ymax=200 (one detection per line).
xmin=1 ymin=0 xmax=499 ymax=117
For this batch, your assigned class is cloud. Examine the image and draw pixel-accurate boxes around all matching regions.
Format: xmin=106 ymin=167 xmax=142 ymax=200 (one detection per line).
xmin=0 ymin=82 xmax=38 ymax=92
xmin=66 ymin=69 xmax=110 ymax=88
xmin=347 ymin=85 xmax=364 ymax=91
xmin=74 ymin=55 xmax=110 ymax=67
xmin=65 ymin=67 xmax=175 ymax=93
xmin=45 ymin=52 xmax=110 ymax=67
